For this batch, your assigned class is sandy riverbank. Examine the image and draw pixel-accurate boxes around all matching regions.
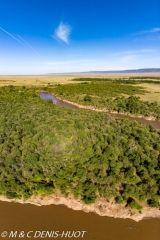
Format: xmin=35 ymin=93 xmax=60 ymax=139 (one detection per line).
xmin=47 ymin=92 xmax=159 ymax=122
xmin=0 ymin=194 xmax=159 ymax=222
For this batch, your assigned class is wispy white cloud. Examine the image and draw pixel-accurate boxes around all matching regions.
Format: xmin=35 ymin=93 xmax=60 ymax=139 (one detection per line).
xmin=17 ymin=35 xmax=39 ymax=54
xmin=112 ymin=49 xmax=156 ymax=57
xmin=0 ymin=26 xmax=26 ymax=46
xmin=118 ymin=54 xmax=141 ymax=62
xmin=54 ymin=22 xmax=71 ymax=44
xmin=44 ymin=59 xmax=95 ymax=66
xmin=133 ymin=27 xmax=160 ymax=35
xmin=111 ymin=48 xmax=159 ymax=65
xmin=125 ymin=49 xmax=156 ymax=54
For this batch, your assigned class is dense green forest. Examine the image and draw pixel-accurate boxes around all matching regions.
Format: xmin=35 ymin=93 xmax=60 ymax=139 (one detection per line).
xmin=54 ymin=79 xmax=160 ymax=119
xmin=0 ymin=85 xmax=160 ymax=210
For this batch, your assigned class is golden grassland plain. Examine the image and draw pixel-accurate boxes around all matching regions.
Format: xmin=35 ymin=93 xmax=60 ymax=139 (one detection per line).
xmin=0 ymin=75 xmax=79 ymax=86
xmin=0 ymin=74 xmax=160 ymax=105
xmin=0 ymin=73 xmax=160 ymax=86
xmin=0 ymin=75 xmax=117 ymax=86
xmin=136 ymin=83 xmax=160 ymax=105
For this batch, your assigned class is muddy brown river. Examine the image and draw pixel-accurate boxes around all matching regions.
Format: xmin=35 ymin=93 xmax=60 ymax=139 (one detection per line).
xmin=0 ymin=201 xmax=160 ymax=240
xmin=39 ymin=92 xmax=160 ymax=130
xmin=0 ymin=92 xmax=159 ymax=240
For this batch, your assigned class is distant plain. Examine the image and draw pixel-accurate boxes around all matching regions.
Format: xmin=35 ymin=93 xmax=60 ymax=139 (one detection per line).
xmin=0 ymin=74 xmax=160 ymax=105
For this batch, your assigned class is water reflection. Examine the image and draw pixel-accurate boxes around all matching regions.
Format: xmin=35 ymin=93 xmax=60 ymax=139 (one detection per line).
xmin=39 ymin=92 xmax=79 ymax=109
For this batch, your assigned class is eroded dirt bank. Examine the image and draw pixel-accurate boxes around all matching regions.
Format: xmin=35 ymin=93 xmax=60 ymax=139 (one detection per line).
xmin=0 ymin=194 xmax=159 ymax=222
xmin=55 ymin=95 xmax=158 ymax=121
xmin=40 ymin=91 xmax=159 ymax=122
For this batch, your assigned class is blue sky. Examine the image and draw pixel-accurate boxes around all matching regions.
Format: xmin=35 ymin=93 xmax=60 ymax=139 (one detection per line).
xmin=0 ymin=0 xmax=160 ymax=74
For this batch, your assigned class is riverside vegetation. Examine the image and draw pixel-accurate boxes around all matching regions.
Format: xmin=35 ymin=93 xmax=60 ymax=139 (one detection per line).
xmin=0 ymin=79 xmax=160 ymax=212
xmin=54 ymin=78 xmax=160 ymax=119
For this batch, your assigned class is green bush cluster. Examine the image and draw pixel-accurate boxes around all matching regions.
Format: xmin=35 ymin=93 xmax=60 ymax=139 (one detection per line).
xmin=0 ymin=85 xmax=160 ymax=210
xmin=53 ymin=80 xmax=160 ymax=119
